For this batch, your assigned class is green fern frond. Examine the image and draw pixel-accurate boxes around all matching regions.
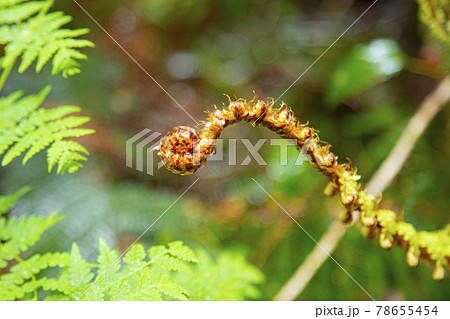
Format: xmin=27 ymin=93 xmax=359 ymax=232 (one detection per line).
xmin=0 ymin=1 xmax=46 ymax=23
xmin=122 ymin=243 xmax=147 ymax=269
xmin=97 ymin=241 xmax=198 ymax=301
xmin=0 ymin=253 xmax=71 ymax=300
xmin=0 ymin=0 xmax=94 ymax=78
xmin=0 ymin=186 xmax=30 ymax=215
xmin=0 ymin=190 xmax=263 ymax=300
xmin=0 ymin=86 xmax=94 ymax=174
xmin=147 ymin=272 xmax=190 ymax=301
xmin=0 ymin=199 xmax=64 ymax=301
xmin=0 ymin=211 xmax=63 ymax=268
xmin=41 ymin=240 xmax=199 ymax=301
xmin=174 ymin=249 xmax=265 ymax=301
xmin=148 ymin=241 xmax=199 ymax=274
xmin=0 ymin=252 xmax=70 ymax=299
xmin=10 ymin=252 xmax=70 ymax=278
xmin=46 ymin=140 xmax=90 ymax=174
xmin=97 ymin=238 xmax=120 ymax=276
xmin=67 ymin=243 xmax=95 ymax=299
xmin=0 ymin=1 xmax=33 ymax=6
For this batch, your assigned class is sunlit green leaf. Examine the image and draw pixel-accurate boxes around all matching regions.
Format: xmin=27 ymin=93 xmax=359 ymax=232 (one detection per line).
xmin=325 ymin=39 xmax=406 ymax=107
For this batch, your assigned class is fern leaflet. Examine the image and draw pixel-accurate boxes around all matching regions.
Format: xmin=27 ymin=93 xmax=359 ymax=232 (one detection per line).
xmin=0 ymin=86 xmax=95 ymax=174
xmin=174 ymin=249 xmax=265 ymax=301
xmin=0 ymin=0 xmax=95 ymax=77
xmin=0 ymin=211 xmax=63 ymax=268
xmin=0 ymin=185 xmax=29 ymax=215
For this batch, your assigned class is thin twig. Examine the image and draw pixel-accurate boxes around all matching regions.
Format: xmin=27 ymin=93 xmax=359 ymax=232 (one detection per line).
xmin=274 ymin=221 xmax=347 ymax=301
xmin=366 ymin=75 xmax=450 ymax=195
xmin=274 ymin=75 xmax=450 ymax=301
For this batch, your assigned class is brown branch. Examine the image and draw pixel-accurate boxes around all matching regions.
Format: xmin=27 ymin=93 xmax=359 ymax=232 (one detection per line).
xmin=366 ymin=75 xmax=450 ymax=195
xmin=274 ymin=221 xmax=347 ymax=301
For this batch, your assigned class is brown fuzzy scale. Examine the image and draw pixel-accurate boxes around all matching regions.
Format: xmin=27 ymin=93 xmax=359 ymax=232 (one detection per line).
xmin=158 ymin=97 xmax=450 ymax=278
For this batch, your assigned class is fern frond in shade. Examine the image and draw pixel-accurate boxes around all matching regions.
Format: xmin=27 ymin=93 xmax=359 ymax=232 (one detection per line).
xmin=0 ymin=86 xmax=95 ymax=174
xmin=0 ymin=0 xmax=95 ymax=77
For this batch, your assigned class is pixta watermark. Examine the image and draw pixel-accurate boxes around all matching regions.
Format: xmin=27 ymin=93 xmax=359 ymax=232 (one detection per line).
xmin=126 ymin=129 xmax=321 ymax=175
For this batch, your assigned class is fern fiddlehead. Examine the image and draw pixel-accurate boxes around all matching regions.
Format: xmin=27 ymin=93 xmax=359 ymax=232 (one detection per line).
xmin=158 ymin=97 xmax=450 ymax=280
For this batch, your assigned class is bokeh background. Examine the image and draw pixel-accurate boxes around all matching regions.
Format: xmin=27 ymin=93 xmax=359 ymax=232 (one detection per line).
xmin=1 ymin=0 xmax=449 ymax=300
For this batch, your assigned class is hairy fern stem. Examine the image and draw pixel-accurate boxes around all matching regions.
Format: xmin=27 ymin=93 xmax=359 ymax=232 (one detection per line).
xmin=158 ymin=97 xmax=449 ymax=279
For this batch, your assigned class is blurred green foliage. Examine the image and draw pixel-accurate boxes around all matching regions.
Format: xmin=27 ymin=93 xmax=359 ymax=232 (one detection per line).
xmin=1 ymin=0 xmax=449 ymax=301
xmin=325 ymin=39 xmax=406 ymax=107
xmin=175 ymin=249 xmax=264 ymax=301
xmin=0 ymin=188 xmax=264 ymax=300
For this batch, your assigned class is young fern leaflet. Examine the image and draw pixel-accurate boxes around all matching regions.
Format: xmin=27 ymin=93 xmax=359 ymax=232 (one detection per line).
xmin=0 ymin=0 xmax=95 ymax=173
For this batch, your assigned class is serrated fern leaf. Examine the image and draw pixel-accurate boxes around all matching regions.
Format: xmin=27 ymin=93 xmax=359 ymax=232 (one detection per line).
xmin=174 ymin=250 xmax=265 ymax=301
xmin=82 ymin=238 xmax=121 ymax=301
xmin=0 ymin=1 xmax=46 ymax=24
xmin=0 ymin=211 xmax=63 ymax=268
xmin=0 ymin=186 xmax=29 ymax=215
xmin=46 ymin=140 xmax=90 ymax=174
xmin=132 ymin=271 xmax=190 ymax=301
xmin=153 ymin=273 xmax=190 ymax=301
xmin=0 ymin=0 xmax=94 ymax=77
xmin=0 ymin=86 xmax=94 ymax=174
xmin=10 ymin=252 xmax=70 ymax=278
xmin=0 ymin=254 xmax=70 ymax=301
xmin=80 ymin=241 xmax=198 ymax=301
xmin=123 ymin=243 xmax=147 ymax=266
xmin=166 ymin=240 xmax=199 ymax=263
xmin=143 ymin=241 xmax=199 ymax=275
xmin=66 ymin=243 xmax=94 ymax=299
xmin=0 ymin=252 xmax=70 ymax=300
xmin=0 ymin=1 xmax=32 ymax=7
xmin=0 ymin=189 xmax=68 ymax=300
xmin=97 ymin=238 xmax=120 ymax=276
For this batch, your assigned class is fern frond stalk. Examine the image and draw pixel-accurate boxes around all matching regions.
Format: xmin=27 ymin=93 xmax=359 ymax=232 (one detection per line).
xmin=158 ymin=97 xmax=450 ymax=279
